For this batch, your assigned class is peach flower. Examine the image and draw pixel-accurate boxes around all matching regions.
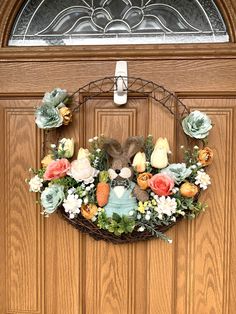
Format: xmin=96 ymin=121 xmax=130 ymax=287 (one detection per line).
xmin=180 ymin=182 xmax=199 ymax=198
xmin=137 ymin=172 xmax=153 ymax=190
xmin=44 ymin=158 xmax=70 ymax=181
xmin=81 ymin=204 xmax=98 ymax=220
xmin=41 ymin=154 xmax=54 ymax=168
xmin=148 ymin=173 xmax=174 ymax=196
xmin=198 ymin=147 xmax=213 ymax=166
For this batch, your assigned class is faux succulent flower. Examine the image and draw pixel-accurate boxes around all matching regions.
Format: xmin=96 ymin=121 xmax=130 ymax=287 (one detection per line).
xmin=42 ymin=88 xmax=68 ymax=107
xmin=41 ymin=185 xmax=64 ymax=214
xmin=182 ymin=111 xmax=212 ymax=139
xmin=161 ymin=163 xmax=192 ymax=185
xmin=29 ymin=175 xmax=43 ymax=192
xmin=35 ymin=104 xmax=63 ymax=129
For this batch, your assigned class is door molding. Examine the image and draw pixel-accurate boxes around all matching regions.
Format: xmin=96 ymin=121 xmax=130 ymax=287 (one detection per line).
xmin=0 ymin=0 xmax=236 ymax=61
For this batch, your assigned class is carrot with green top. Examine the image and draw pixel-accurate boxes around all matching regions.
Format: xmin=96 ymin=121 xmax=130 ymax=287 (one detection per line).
xmin=96 ymin=171 xmax=110 ymax=207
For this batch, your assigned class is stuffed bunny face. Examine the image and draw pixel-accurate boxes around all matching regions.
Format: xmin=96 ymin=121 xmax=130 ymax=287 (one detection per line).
xmin=103 ymin=137 xmax=145 ymax=181
xmin=108 ymin=158 xmax=133 ymax=180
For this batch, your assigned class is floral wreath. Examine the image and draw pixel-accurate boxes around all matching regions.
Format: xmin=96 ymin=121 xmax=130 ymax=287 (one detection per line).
xmin=27 ymin=88 xmax=213 ymax=244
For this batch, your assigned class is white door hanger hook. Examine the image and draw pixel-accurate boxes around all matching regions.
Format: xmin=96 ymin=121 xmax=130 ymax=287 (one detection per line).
xmin=114 ymin=61 xmax=128 ymax=106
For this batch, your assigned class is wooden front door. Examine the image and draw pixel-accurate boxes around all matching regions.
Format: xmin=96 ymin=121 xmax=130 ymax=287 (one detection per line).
xmin=1 ymin=2 xmax=236 ymax=313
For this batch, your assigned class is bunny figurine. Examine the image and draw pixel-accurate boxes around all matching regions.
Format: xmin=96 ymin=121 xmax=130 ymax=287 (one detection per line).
xmin=103 ymin=137 xmax=149 ymax=217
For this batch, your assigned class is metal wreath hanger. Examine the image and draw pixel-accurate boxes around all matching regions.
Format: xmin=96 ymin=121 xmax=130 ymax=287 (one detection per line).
xmin=69 ymin=75 xmax=190 ymax=121
xmin=43 ymin=62 xmax=190 ymax=154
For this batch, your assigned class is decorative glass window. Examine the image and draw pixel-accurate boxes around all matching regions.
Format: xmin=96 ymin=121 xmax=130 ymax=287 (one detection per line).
xmin=9 ymin=0 xmax=229 ymax=46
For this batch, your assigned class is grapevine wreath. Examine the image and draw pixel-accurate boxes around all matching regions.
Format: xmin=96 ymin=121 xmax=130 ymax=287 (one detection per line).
xmin=27 ymin=80 xmax=213 ymax=244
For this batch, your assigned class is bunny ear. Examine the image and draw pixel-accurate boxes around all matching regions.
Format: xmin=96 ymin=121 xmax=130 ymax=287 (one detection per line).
xmin=103 ymin=138 xmax=122 ymax=158
xmin=123 ymin=136 xmax=145 ymax=159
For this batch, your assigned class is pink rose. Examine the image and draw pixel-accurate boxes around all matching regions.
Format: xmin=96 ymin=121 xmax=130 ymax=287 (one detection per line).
xmin=44 ymin=158 xmax=70 ymax=180
xmin=148 ymin=173 xmax=174 ymax=196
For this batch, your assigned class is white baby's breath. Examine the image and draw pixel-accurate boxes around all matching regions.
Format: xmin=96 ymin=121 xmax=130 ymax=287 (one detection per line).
xmin=138 ymin=226 xmax=145 ymax=232
xmin=29 ymin=175 xmax=43 ymax=192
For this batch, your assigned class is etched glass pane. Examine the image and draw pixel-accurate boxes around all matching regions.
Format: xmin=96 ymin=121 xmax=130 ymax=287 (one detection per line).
xmin=8 ymin=0 xmax=229 ymax=46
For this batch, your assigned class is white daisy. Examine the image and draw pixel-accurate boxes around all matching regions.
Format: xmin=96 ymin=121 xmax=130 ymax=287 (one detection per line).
xmin=195 ymin=170 xmax=211 ymax=190
xmin=63 ymin=194 xmax=82 ymax=219
xmin=156 ymin=196 xmax=177 ymax=217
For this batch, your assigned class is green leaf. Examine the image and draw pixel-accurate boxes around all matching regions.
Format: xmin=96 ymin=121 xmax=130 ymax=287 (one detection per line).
xmin=112 ymin=213 xmax=122 ymax=222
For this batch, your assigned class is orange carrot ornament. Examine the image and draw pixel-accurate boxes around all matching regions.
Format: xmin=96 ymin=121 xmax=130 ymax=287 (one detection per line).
xmin=96 ymin=171 xmax=110 ymax=207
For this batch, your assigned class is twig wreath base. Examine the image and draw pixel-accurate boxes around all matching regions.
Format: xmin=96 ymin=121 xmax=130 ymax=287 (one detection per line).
xmin=28 ymin=79 xmax=214 ymax=244
xmin=58 ymin=207 xmax=179 ymax=244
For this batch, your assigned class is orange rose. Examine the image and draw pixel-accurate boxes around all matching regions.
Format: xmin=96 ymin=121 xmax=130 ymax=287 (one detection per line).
xmin=198 ymin=147 xmax=213 ymax=166
xmin=81 ymin=204 xmax=98 ymax=220
xmin=137 ymin=172 xmax=153 ymax=190
xmin=180 ymin=182 xmax=198 ymax=198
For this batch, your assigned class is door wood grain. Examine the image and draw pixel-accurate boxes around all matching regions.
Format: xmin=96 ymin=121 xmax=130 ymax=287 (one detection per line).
xmin=0 ymin=1 xmax=236 ymax=312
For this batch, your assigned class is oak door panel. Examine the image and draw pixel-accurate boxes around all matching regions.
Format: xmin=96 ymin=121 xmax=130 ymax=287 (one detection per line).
xmin=0 ymin=71 xmax=236 ymax=314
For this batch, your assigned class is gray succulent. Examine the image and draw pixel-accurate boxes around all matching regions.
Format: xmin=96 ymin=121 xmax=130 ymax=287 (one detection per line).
xmin=35 ymin=104 xmax=63 ymax=129
xmin=42 ymin=88 xmax=68 ymax=107
xmin=161 ymin=163 xmax=192 ymax=184
xmin=41 ymin=185 xmax=65 ymax=214
xmin=182 ymin=111 xmax=212 ymax=139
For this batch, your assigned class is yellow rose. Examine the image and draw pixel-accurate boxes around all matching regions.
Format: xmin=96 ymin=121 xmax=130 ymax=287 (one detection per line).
xmin=59 ymin=106 xmax=72 ymax=125
xmin=137 ymin=172 xmax=153 ymax=190
xmin=58 ymin=138 xmax=74 ymax=158
xmin=41 ymin=154 xmax=54 ymax=168
xmin=132 ymin=152 xmax=146 ymax=173
xmin=198 ymin=147 xmax=213 ymax=166
xmin=180 ymin=182 xmax=199 ymax=198
xmin=81 ymin=204 xmax=98 ymax=220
